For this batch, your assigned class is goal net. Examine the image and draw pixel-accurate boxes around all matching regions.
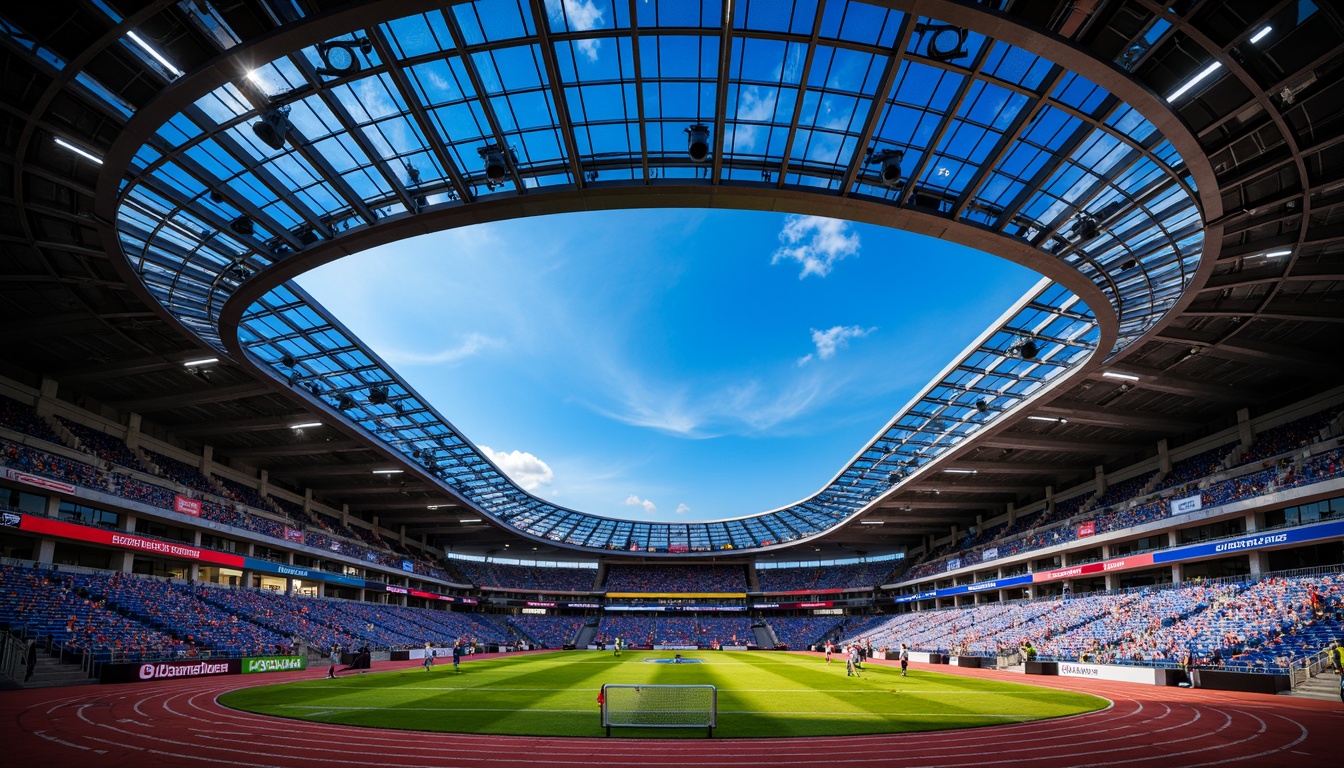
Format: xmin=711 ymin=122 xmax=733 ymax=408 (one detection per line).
xmin=600 ymin=684 xmax=717 ymax=737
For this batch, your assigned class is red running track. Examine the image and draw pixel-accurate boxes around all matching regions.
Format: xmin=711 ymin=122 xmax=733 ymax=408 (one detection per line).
xmin=3 ymin=654 xmax=1340 ymax=768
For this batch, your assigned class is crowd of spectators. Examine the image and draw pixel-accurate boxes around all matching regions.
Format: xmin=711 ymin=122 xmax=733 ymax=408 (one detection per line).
xmin=1091 ymin=470 xmax=1159 ymax=511
xmin=507 ymin=615 xmax=586 ymax=648
xmin=604 ymin=564 xmax=748 ymax=593
xmin=143 ymin=450 xmax=215 ymax=494
xmin=456 ymin=560 xmax=599 ymax=592
xmin=2 ymin=438 xmax=108 ymax=490
xmin=1233 ymin=407 xmax=1342 ymax=467
xmin=0 ymin=395 xmax=63 ymax=443
xmin=213 ymin=475 xmax=269 ymax=511
xmin=1155 ymin=442 xmax=1238 ymax=490
xmin=595 ymin=616 xmax=753 ymax=647
xmin=57 ymin=417 xmax=146 ymax=472
xmin=766 ymin=616 xmax=846 ymax=648
xmin=756 ymin=560 xmax=897 ymax=592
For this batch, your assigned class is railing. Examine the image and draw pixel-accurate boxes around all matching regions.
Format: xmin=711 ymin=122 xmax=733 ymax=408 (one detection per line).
xmin=1288 ymin=647 xmax=1338 ymax=687
xmin=0 ymin=630 xmax=26 ymax=684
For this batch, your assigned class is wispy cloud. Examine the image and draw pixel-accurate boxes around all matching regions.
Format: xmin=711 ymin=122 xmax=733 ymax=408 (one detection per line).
xmin=675 ymin=503 xmax=690 ymax=515
xmin=624 ymin=494 xmax=656 ymax=513
xmin=798 ymin=325 xmax=876 ymax=365
xmin=376 ymin=332 xmax=503 ymax=366
xmin=546 ymin=0 xmax=605 ymax=61
xmin=480 ymin=446 xmax=554 ymax=491
xmin=771 ymin=215 xmax=861 ymax=278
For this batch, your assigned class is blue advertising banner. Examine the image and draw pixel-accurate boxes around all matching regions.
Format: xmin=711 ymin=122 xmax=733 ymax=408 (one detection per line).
xmin=1153 ymin=519 xmax=1344 ymax=563
xmin=244 ymin=557 xmax=365 ymax=587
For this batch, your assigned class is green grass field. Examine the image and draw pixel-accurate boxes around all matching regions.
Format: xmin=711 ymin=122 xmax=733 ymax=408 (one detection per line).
xmin=219 ymin=651 xmax=1107 ymax=738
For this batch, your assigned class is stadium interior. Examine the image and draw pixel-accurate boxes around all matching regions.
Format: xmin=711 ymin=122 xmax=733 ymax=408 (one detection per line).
xmin=1 ymin=0 xmax=1342 ymax=764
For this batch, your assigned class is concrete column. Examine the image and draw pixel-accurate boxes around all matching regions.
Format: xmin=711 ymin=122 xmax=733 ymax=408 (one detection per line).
xmin=37 ymin=538 xmax=56 ymax=564
xmin=285 ymin=577 xmax=294 ymax=595
xmin=123 ymin=514 xmax=137 ymax=533
xmin=126 ymin=413 xmax=142 ymax=450
xmin=303 ymin=488 xmax=313 ymax=514
xmin=45 ymin=495 xmax=61 ymax=517
xmin=1007 ymin=502 xmax=1016 ymax=525
xmin=33 ymin=376 xmax=59 ymax=417
xmin=193 ymin=531 xmax=202 ymax=546
xmin=316 ymin=582 xmax=325 ymax=598
xmin=1157 ymin=439 xmax=1171 ymax=474
xmin=116 ymin=550 xmax=134 ymax=573
xmin=1237 ymin=408 xmax=1253 ymax=451
xmin=286 ymin=551 xmax=295 ymax=565
xmin=258 ymin=470 xmax=268 ymax=497
xmin=1168 ymin=530 xmax=1180 ymax=547
xmin=201 ymin=445 xmax=214 ymax=478
xmin=1248 ymin=551 xmax=1267 ymax=578
xmin=1245 ymin=511 xmax=1260 ymax=533
xmin=1094 ymin=465 xmax=1106 ymax=496
xmin=1045 ymin=486 xmax=1055 ymax=515
xmin=400 ymin=525 xmax=408 ymax=543
xmin=1170 ymin=563 xmax=1181 ymax=584
xmin=188 ymin=563 xmax=200 ymax=581
xmin=342 ymin=504 xmax=350 ymax=526
xmin=1104 ymin=573 xmax=1118 ymax=591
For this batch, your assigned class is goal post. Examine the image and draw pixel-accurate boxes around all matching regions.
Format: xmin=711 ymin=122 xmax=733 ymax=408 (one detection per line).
xmin=600 ymin=683 xmax=717 ymax=737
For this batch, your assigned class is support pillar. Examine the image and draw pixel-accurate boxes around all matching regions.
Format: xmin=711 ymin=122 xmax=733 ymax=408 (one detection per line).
xmin=1157 ymin=438 xmax=1171 ymax=474
xmin=33 ymin=376 xmax=59 ymax=417
xmin=1094 ymin=465 xmax=1106 ymax=496
xmin=37 ymin=538 xmax=56 ymax=564
xmin=115 ymin=550 xmax=134 ymax=573
xmin=201 ymin=445 xmax=214 ymax=479
xmin=1237 ymin=408 xmax=1253 ymax=451
xmin=1248 ymin=551 xmax=1267 ymax=578
xmin=126 ymin=412 xmax=142 ymax=450
xmin=258 ymin=470 xmax=268 ymax=497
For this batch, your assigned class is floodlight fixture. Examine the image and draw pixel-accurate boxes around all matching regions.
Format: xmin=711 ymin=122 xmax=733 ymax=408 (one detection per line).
xmin=1102 ymin=371 xmax=1140 ymax=381
xmin=1249 ymin=26 xmax=1272 ymax=45
xmin=281 ymin=353 xmax=297 ymax=367
xmin=290 ymin=421 xmax=322 ymax=429
xmin=685 ymin=123 xmax=711 ymax=162
xmin=915 ymin=23 xmax=969 ymax=62
xmin=477 ymin=143 xmax=511 ymax=183
xmin=866 ymin=147 xmax=903 ymax=188
xmin=315 ymin=38 xmax=373 ymax=78
xmin=251 ymin=106 xmax=292 ymax=150
xmin=1072 ymin=214 xmax=1100 ymax=242
xmin=337 ymin=393 xmax=357 ymax=410
xmin=182 ymin=357 xmax=218 ymax=367
xmin=371 ymin=469 xmax=403 ymax=475
xmin=975 ymin=399 xmax=989 ymax=413
xmin=943 ymin=468 xmax=977 ymax=474
xmin=1017 ymin=339 xmax=1040 ymax=360
xmin=367 ymin=386 xmax=389 ymax=406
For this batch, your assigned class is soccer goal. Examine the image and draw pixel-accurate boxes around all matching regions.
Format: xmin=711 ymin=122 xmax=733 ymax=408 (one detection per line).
xmin=600 ymin=683 xmax=717 ymax=737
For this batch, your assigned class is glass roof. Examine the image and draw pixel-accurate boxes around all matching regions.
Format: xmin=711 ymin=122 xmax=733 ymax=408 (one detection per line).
xmin=109 ymin=0 xmax=1203 ymax=555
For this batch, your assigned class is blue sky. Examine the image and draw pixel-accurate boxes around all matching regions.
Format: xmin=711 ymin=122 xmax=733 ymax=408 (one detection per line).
xmin=297 ymin=209 xmax=1036 ymax=521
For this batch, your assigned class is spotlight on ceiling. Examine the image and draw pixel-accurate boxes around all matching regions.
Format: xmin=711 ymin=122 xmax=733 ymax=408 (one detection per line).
xmin=915 ymin=23 xmax=969 ymax=62
xmin=975 ymin=399 xmax=989 ymax=413
xmin=315 ymin=37 xmax=373 ymax=78
xmin=228 ymin=215 xmax=254 ymax=236
xmin=866 ymin=147 xmax=904 ymax=188
xmin=281 ymin=353 xmax=297 ymax=368
xmin=367 ymin=386 xmax=388 ymax=406
xmin=685 ymin=123 xmax=711 ymax=162
xmin=477 ymin=143 xmax=510 ymax=183
xmin=337 ymin=393 xmax=357 ymax=410
xmin=251 ymin=106 xmax=292 ymax=151
xmin=1072 ymin=214 xmax=1100 ymax=242
xmin=1018 ymin=339 xmax=1040 ymax=360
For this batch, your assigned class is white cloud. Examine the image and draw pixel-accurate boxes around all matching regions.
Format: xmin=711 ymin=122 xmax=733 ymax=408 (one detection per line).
xmin=546 ymin=0 xmax=605 ymax=61
xmin=799 ymin=325 xmax=875 ymax=365
xmin=675 ymin=503 xmax=690 ymax=515
xmin=481 ymin=446 xmax=554 ymax=491
xmin=730 ymin=86 xmax=778 ymax=153
xmin=377 ymin=332 xmax=503 ymax=365
xmin=771 ymin=215 xmax=861 ymax=278
xmin=624 ymin=494 xmax=656 ymax=513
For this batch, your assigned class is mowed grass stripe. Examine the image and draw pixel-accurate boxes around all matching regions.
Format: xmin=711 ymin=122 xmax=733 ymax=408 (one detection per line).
xmin=219 ymin=651 xmax=1105 ymax=738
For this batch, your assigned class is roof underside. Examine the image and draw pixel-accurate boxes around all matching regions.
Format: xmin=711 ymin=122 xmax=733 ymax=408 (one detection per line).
xmin=0 ymin=0 xmax=1341 ymax=561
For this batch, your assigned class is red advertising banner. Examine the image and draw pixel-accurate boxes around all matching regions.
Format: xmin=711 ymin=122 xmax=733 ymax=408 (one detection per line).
xmin=5 ymin=468 xmax=75 ymax=494
xmin=1077 ymin=520 xmax=1096 ymax=538
xmin=1032 ymin=552 xmax=1155 ymax=583
xmin=173 ymin=495 xmax=202 ymax=517
xmin=19 ymin=514 xmax=245 ymax=567
xmin=283 ymin=526 xmax=303 ymax=543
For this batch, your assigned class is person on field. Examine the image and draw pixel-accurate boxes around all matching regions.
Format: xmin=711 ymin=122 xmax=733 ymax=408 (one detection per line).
xmin=825 ymin=641 xmax=833 ymax=664
xmin=453 ymin=639 xmax=464 ymax=672
xmin=846 ymin=644 xmax=861 ymax=677
xmin=899 ymin=643 xmax=910 ymax=677
xmin=424 ymin=642 xmax=435 ymax=671
xmin=614 ymin=636 xmax=623 ymax=657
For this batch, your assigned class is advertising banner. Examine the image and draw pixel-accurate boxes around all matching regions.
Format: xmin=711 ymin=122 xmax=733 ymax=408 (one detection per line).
xmin=1077 ymin=521 xmax=1095 ymax=538
xmin=1058 ymin=662 xmax=1164 ymax=685
xmin=982 ymin=547 xmax=998 ymax=561
xmin=283 ymin=526 xmax=303 ymax=543
xmin=1170 ymin=494 xmax=1202 ymax=515
xmin=1032 ymin=553 xmax=1156 ymax=583
xmin=19 ymin=514 xmax=245 ymax=567
xmin=100 ymin=658 xmax=241 ymax=684
xmin=242 ymin=655 xmax=306 ymax=674
xmin=173 ymin=495 xmax=201 ymax=517
xmin=5 ymin=468 xmax=74 ymax=493
xmin=401 ymin=559 xmax=415 ymax=572
xmin=1153 ymin=519 xmax=1344 ymax=563
xmin=946 ymin=557 xmax=962 ymax=571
